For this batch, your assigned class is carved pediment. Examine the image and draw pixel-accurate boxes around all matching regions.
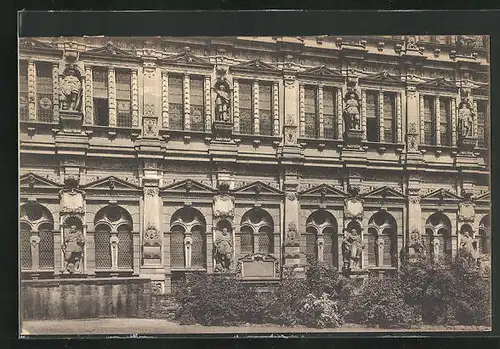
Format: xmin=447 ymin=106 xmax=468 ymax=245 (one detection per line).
xmin=300 ymin=184 xmax=346 ymax=198
xmin=300 ymin=65 xmax=343 ymax=77
xmin=418 ymin=77 xmax=457 ymax=90
xmin=234 ymin=181 xmax=283 ymax=195
xmin=19 ymin=38 xmax=61 ymax=53
xmin=362 ymin=186 xmax=407 ymax=200
xmin=474 ymin=191 xmax=490 ymax=203
xmin=421 ymin=188 xmax=462 ymax=202
xmin=361 ymin=71 xmax=403 ymax=84
xmin=82 ymin=176 xmax=141 ymax=191
xmin=158 ymin=48 xmax=211 ymax=67
xmin=83 ymin=42 xmax=139 ymax=60
xmin=20 ymin=173 xmax=63 ymax=190
xmin=161 ymin=179 xmax=215 ymax=193
xmin=232 ymin=59 xmax=279 ymax=72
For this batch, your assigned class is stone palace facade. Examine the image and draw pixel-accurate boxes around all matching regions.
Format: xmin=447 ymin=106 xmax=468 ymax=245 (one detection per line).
xmin=19 ymin=36 xmax=490 ymax=294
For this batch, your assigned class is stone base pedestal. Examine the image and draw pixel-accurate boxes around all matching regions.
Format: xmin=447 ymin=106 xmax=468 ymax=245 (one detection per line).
xmin=459 ymin=136 xmax=477 ymax=151
xmin=344 ymin=129 xmax=364 ymax=145
xmin=60 ymin=110 xmax=83 ymax=133
xmin=455 ymin=151 xmax=480 ymax=168
xmin=212 ymin=121 xmax=233 ymax=141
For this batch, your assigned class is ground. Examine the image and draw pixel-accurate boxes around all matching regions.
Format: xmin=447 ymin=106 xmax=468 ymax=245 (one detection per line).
xmin=20 ymin=319 xmax=491 ymax=335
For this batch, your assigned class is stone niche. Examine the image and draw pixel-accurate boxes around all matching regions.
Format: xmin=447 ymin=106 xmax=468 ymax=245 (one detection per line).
xmin=237 ymin=253 xmax=278 ymax=279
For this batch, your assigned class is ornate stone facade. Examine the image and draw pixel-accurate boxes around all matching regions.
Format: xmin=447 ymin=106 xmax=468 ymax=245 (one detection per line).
xmin=19 ymin=36 xmax=490 ymax=294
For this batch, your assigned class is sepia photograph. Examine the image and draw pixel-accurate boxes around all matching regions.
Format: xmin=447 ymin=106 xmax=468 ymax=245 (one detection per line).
xmin=18 ymin=34 xmax=491 ymax=335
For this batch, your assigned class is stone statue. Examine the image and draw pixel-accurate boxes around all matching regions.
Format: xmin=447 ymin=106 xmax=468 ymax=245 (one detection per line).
xmin=62 ymin=225 xmax=85 ymax=273
xmin=459 ymin=230 xmax=477 ymax=267
xmin=344 ymin=92 xmax=361 ymax=131
xmin=214 ymin=80 xmax=230 ymax=122
xmin=60 ymin=67 xmax=82 ymax=112
xmin=342 ymin=228 xmax=363 ymax=270
xmin=458 ymin=103 xmax=474 ymax=138
xmin=214 ymin=227 xmax=233 ymax=271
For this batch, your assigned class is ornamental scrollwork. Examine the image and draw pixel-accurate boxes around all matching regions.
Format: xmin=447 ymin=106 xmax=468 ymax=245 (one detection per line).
xmin=145 ymin=187 xmax=159 ymax=196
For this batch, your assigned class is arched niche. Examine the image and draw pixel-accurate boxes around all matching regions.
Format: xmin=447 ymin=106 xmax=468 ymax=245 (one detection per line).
xmin=368 ymin=211 xmax=398 ymax=267
xmin=305 ymin=210 xmax=338 ymax=267
xmin=240 ymin=208 xmax=274 ymax=254
xmin=170 ymin=207 xmax=207 ymax=269
xmin=426 ymin=212 xmax=452 ymax=262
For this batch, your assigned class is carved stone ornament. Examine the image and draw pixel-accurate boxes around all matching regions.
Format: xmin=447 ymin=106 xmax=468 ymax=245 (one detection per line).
xmin=343 ymin=91 xmax=361 ymax=131
xmin=341 ymin=227 xmax=363 ymax=270
xmin=285 ymin=221 xmax=299 ymax=245
xmin=458 ymin=101 xmax=474 ymax=139
xmin=458 ymin=201 xmax=475 ymax=222
xmin=409 ymin=196 xmax=421 ymax=204
xmin=286 ymin=192 xmax=297 ymax=201
xmin=144 ymin=223 xmax=160 ymax=242
xmin=145 ymin=187 xmax=159 ymax=197
xmin=59 ymin=189 xmax=85 ymax=215
xmin=213 ymin=194 xmax=235 ymax=218
xmin=143 ymin=117 xmax=158 ymax=137
xmin=408 ymin=227 xmax=425 ymax=257
xmin=62 ymin=225 xmax=85 ymax=274
xmin=344 ymin=197 xmax=364 ymax=219
xmin=60 ymin=65 xmax=83 ymax=112
xmin=30 ymin=235 xmax=40 ymax=248
xmin=285 ymin=113 xmax=296 ymax=127
xmin=285 ymin=129 xmax=297 ymax=144
xmin=407 ymin=122 xmax=419 ymax=151
xmin=213 ymin=78 xmax=231 ymax=123
xmin=214 ymin=227 xmax=234 ymax=272
xmin=151 ymin=282 xmax=163 ymax=295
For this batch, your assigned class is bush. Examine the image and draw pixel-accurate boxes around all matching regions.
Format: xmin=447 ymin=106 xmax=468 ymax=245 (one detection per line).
xmin=297 ymin=293 xmax=343 ymax=328
xmin=345 ymin=276 xmax=422 ymax=329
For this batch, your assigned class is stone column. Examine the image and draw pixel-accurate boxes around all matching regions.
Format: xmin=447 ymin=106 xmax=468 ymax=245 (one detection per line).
xmin=336 ymin=89 xmax=343 ymax=140
xmin=86 ymin=230 xmax=96 ymax=275
xmin=361 ymin=90 xmax=367 ymax=141
xmin=376 ymin=235 xmax=384 ymax=266
xmin=419 ymin=94 xmax=425 ymax=143
xmin=110 ymin=234 xmax=119 ymax=270
xmin=233 ymin=79 xmax=240 ymax=133
xmin=253 ymin=80 xmax=259 ymax=134
xmin=52 ymin=63 xmax=60 ymax=123
xmin=253 ymin=230 xmax=259 ymax=254
xmin=183 ymin=74 xmax=190 ymax=130
xmin=378 ymin=92 xmax=384 ymax=142
xmin=396 ymin=92 xmax=402 ymax=143
xmin=84 ymin=66 xmax=93 ymax=125
xmin=30 ymin=232 xmax=40 ymax=270
xmin=451 ymin=97 xmax=457 ymax=146
xmin=204 ymin=75 xmax=212 ymax=131
xmin=108 ymin=68 xmax=117 ymax=127
xmin=161 ymin=72 xmax=169 ymax=128
xmin=272 ymin=81 xmax=279 ymax=136
xmin=473 ymin=100 xmax=478 ymax=144
xmin=53 ymin=229 xmax=62 ymax=275
xmin=435 ymin=96 xmax=441 ymax=145
xmin=317 ymin=236 xmax=325 ymax=262
xmin=299 ymin=84 xmax=305 ymax=136
xmin=318 ymin=85 xmax=324 ymax=138
xmin=27 ymin=60 xmax=36 ymax=121
xmin=131 ymin=70 xmax=139 ymax=127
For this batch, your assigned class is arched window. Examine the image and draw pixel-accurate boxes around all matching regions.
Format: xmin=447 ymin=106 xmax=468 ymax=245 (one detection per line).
xmin=426 ymin=212 xmax=452 ymax=263
xmin=305 ymin=210 xmax=338 ymax=267
xmin=241 ymin=208 xmax=274 ymax=254
xmin=170 ymin=207 xmax=206 ymax=268
xmin=479 ymin=214 xmax=491 ymax=254
xmin=367 ymin=227 xmax=377 ymax=267
xmin=19 ymin=203 xmax=54 ymax=270
xmin=368 ymin=211 xmax=398 ymax=267
xmin=94 ymin=205 xmax=133 ymax=270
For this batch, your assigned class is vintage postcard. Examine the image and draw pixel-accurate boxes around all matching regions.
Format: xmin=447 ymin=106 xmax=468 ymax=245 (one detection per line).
xmin=19 ymin=34 xmax=491 ymax=335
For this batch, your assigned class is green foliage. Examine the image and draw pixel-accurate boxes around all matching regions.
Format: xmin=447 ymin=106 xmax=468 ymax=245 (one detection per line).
xmin=298 ymin=293 xmax=343 ymax=328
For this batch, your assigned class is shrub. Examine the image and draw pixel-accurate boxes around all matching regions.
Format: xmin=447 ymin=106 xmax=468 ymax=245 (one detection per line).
xmin=305 ymin=262 xmax=342 ymax=297
xmin=297 ymin=293 xmax=343 ymax=328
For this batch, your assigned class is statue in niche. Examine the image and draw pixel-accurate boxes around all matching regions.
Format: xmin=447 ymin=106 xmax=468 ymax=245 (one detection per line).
xmin=342 ymin=228 xmax=363 ymax=270
xmin=214 ymin=227 xmax=233 ymax=271
xmin=458 ymin=102 xmax=474 ymax=138
xmin=344 ymin=92 xmax=361 ymax=131
xmin=60 ymin=66 xmax=83 ymax=112
xmin=62 ymin=224 xmax=85 ymax=273
xmin=458 ymin=229 xmax=477 ymax=267
xmin=408 ymin=228 xmax=425 ymax=257
xmin=214 ymin=79 xmax=231 ymax=123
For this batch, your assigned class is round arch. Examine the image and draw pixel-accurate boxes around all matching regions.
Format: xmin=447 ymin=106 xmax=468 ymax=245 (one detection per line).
xmin=305 ymin=210 xmax=338 ymax=267
xmin=240 ymin=208 xmax=274 ymax=254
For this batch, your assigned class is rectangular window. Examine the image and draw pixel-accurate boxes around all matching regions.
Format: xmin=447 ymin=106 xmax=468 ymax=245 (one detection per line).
xmin=168 ymin=75 xmax=183 ymax=130
xmin=239 ymin=81 xmax=253 ymax=134
xmin=36 ymin=62 xmax=53 ymax=122
xmin=116 ymin=70 xmax=132 ymax=128
xmin=259 ymin=83 xmax=273 ymax=136
xmin=92 ymin=68 xmax=109 ymax=126
xmin=477 ymin=100 xmax=489 ymax=148
xmin=439 ymin=98 xmax=451 ymax=146
xmin=366 ymin=91 xmax=378 ymax=142
xmin=423 ymin=96 xmax=435 ymax=145
xmin=383 ymin=92 xmax=396 ymax=143
xmin=304 ymin=86 xmax=318 ymax=138
xmin=323 ymin=87 xmax=336 ymax=139
xmin=19 ymin=61 xmax=29 ymax=121
xmin=190 ymin=77 xmax=205 ymax=132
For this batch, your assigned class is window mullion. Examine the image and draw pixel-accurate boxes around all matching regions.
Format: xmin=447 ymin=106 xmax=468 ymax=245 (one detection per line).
xmin=108 ymin=67 xmax=117 ymax=127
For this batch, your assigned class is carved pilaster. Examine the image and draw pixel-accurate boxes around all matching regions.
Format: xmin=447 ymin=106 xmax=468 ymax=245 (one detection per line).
xmin=318 ymin=85 xmax=324 ymax=138
xmin=131 ymin=70 xmax=139 ymax=127
xmin=435 ymin=96 xmax=441 ymax=145
xmin=204 ymin=75 xmax=212 ymax=131
xmin=161 ymin=72 xmax=169 ymax=128
xmin=378 ymin=92 xmax=384 ymax=141
xmin=473 ymin=99 xmax=478 ymax=142
xmin=299 ymin=84 xmax=305 ymax=136
xmin=451 ymin=97 xmax=457 ymax=146
xmin=84 ymin=67 xmax=93 ymax=125
xmin=396 ymin=92 xmax=402 ymax=143
xmin=253 ymin=80 xmax=259 ymax=134
xmin=52 ymin=63 xmax=60 ymax=123
xmin=28 ymin=61 xmax=36 ymax=121
xmin=233 ymin=79 xmax=240 ymax=133
xmin=108 ymin=68 xmax=116 ymax=127
xmin=337 ymin=89 xmax=343 ymax=140
xmin=272 ymin=81 xmax=279 ymax=136
xmin=361 ymin=90 xmax=367 ymax=141
xmin=419 ymin=95 xmax=425 ymax=143
xmin=183 ymin=74 xmax=190 ymax=130
xmin=376 ymin=237 xmax=385 ymax=267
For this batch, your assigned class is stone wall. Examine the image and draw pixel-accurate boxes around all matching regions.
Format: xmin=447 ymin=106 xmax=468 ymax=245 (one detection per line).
xmin=21 ymin=277 xmax=152 ymax=320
